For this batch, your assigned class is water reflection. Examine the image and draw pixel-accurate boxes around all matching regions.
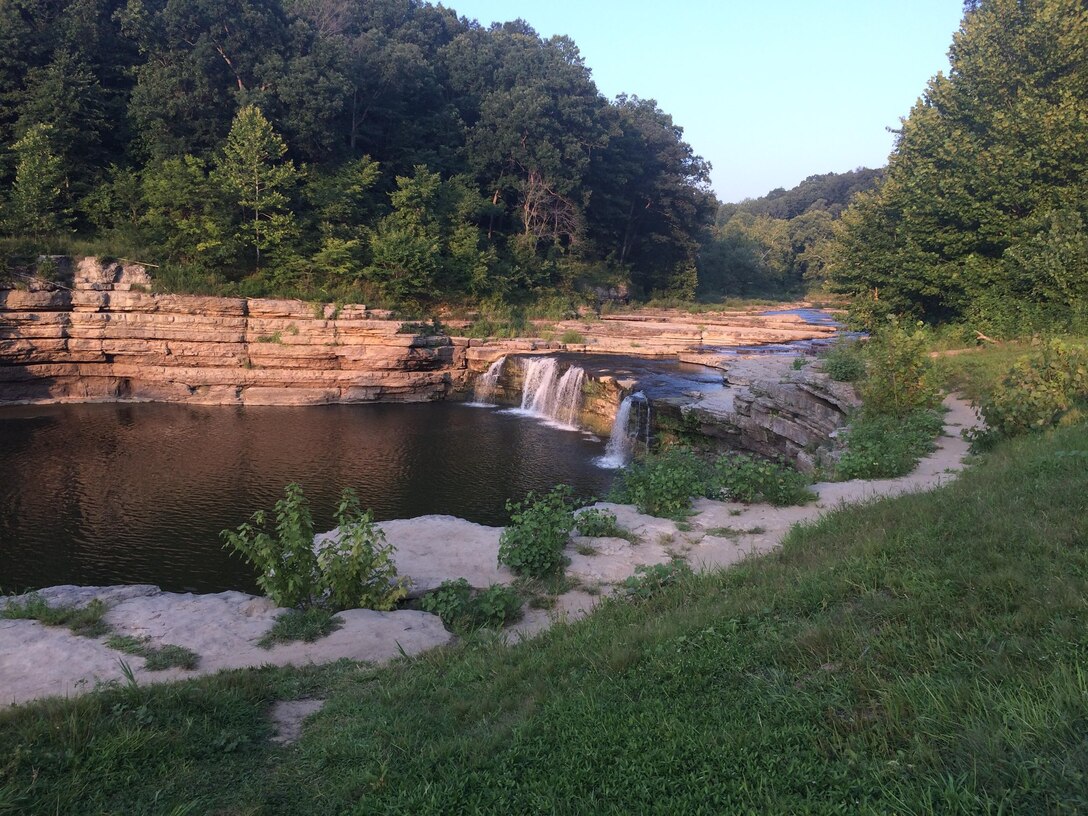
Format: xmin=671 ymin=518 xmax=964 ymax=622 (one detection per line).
xmin=0 ymin=402 xmax=613 ymax=594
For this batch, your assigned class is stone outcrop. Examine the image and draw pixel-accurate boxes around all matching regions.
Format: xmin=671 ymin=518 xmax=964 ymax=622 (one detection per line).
xmin=653 ymin=357 xmax=861 ymax=471
xmin=0 ymin=258 xmax=466 ymax=405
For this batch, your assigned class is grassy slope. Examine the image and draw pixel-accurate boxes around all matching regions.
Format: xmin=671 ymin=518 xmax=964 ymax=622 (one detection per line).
xmin=2 ymin=418 xmax=1087 ymax=814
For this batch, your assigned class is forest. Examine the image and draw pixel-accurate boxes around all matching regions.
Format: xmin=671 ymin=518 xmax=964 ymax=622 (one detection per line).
xmin=1 ymin=0 xmax=1086 ymax=335
xmin=0 ymin=0 xmax=719 ymax=307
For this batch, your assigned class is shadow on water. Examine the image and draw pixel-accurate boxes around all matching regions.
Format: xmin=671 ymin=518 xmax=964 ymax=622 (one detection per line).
xmin=0 ymin=402 xmax=614 ymax=594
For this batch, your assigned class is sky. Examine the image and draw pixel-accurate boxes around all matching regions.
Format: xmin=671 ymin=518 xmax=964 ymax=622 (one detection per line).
xmin=442 ymin=1 xmax=966 ymax=203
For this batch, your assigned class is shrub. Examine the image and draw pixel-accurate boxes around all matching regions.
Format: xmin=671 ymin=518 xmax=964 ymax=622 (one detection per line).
xmin=608 ymin=447 xmax=714 ymax=519
xmin=318 ymin=490 xmax=408 ymax=612
xmin=973 ymin=340 xmax=1088 ymax=447
xmin=860 ymin=317 xmax=940 ymax=418
xmin=222 ymin=483 xmax=320 ymax=608
xmin=621 ymin=560 xmax=693 ymax=601
xmin=712 ymin=454 xmax=815 ymax=506
xmin=420 ymin=579 xmax=523 ymax=633
xmin=559 ymin=329 xmax=586 ymax=344
xmin=498 ymin=485 xmax=576 ymax=578
xmin=222 ymin=483 xmax=407 ymax=611
xmin=573 ymin=508 xmax=621 ymax=537
xmin=821 ymin=340 xmax=866 ymax=382
xmin=836 ymin=409 xmax=945 ymax=479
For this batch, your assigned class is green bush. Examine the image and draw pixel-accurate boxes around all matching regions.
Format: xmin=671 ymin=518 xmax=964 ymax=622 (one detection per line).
xmin=860 ymin=317 xmax=940 ymax=418
xmin=559 ymin=329 xmax=586 ymax=344
xmin=222 ymin=483 xmax=407 ymax=611
xmin=317 ymin=490 xmax=407 ymax=612
xmin=420 ymin=579 xmax=523 ymax=633
xmin=573 ymin=508 xmax=622 ymax=537
xmin=973 ymin=340 xmax=1088 ymax=447
xmin=821 ymin=340 xmax=866 ymax=382
xmin=608 ymin=447 xmax=714 ymax=519
xmin=498 ymin=485 xmax=576 ymax=578
xmin=712 ymin=454 xmax=815 ymax=506
xmin=836 ymin=409 xmax=945 ymax=479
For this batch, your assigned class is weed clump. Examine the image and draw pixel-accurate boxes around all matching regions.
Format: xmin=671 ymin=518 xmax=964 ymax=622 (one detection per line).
xmin=420 ymin=579 xmax=523 ymax=633
xmin=498 ymin=485 xmax=576 ymax=578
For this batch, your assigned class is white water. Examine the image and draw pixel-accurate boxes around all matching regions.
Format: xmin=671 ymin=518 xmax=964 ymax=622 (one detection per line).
xmin=468 ymin=356 xmax=507 ymax=406
xmin=595 ymin=391 xmax=646 ymax=469
xmin=516 ymin=357 xmax=586 ymax=429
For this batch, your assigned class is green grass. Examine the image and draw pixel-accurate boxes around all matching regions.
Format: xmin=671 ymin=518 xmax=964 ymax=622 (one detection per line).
xmin=704 ymin=525 xmax=767 ymax=538
xmin=836 ymin=408 xmax=946 ymax=479
xmin=257 ymin=608 xmax=344 ymax=649
xmin=1 ymin=595 xmax=110 ymax=638
xmin=929 ymin=340 xmax=1083 ymax=402
xmin=105 ymin=635 xmax=201 ymax=671
xmin=2 ymin=424 xmax=1087 ymax=813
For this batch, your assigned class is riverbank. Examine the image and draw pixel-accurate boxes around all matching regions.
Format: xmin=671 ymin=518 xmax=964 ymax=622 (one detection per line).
xmin=0 ymin=396 xmax=977 ymax=708
xmin=3 ymin=402 xmax=1085 ymax=812
xmin=0 ymin=257 xmax=835 ymax=406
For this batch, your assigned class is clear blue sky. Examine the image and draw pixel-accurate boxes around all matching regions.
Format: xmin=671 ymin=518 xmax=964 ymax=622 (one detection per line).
xmin=442 ymin=1 xmax=966 ymax=203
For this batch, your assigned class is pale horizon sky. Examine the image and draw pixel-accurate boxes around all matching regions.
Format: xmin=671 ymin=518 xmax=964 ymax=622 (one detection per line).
xmin=443 ymin=1 xmax=966 ymax=203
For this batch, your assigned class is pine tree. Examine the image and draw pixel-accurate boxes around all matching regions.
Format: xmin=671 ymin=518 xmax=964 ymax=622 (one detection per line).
xmin=216 ymin=105 xmax=298 ymax=269
xmin=4 ymin=123 xmax=70 ymax=238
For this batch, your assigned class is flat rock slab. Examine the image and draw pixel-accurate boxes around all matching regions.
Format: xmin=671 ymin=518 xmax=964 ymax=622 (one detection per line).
xmin=0 ymin=586 xmax=452 ymax=709
xmin=269 ymin=698 xmax=327 ymax=745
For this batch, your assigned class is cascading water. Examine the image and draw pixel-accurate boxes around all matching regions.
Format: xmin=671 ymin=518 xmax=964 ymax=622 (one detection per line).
xmin=595 ymin=391 xmax=647 ymax=469
xmin=469 ymin=356 xmax=507 ymax=405
xmin=517 ymin=357 xmax=586 ymax=428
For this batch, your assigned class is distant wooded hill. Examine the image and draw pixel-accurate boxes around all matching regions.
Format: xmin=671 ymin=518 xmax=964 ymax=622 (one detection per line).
xmin=698 ymin=168 xmax=884 ymax=299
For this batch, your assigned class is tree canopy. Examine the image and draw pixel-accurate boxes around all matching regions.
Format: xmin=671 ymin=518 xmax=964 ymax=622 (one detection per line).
xmin=829 ymin=0 xmax=1088 ymax=334
xmin=0 ymin=0 xmax=715 ymax=307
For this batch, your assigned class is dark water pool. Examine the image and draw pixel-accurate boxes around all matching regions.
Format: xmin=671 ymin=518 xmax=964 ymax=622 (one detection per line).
xmin=0 ymin=402 xmax=614 ymax=594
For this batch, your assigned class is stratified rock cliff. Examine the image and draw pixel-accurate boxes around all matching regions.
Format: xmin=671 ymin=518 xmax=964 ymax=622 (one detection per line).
xmin=0 ymin=258 xmax=463 ymax=405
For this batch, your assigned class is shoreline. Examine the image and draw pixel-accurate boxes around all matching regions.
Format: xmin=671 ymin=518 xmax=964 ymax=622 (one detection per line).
xmin=0 ymin=396 xmax=980 ymax=709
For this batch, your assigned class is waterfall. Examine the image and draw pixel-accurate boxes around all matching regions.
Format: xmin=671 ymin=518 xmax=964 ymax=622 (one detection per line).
xmin=596 ymin=391 xmax=646 ymax=469
xmin=518 ymin=357 xmax=586 ymax=428
xmin=469 ymin=356 xmax=506 ymax=405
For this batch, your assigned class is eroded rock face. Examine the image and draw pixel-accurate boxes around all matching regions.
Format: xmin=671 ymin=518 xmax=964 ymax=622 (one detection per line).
xmin=654 ymin=357 xmax=861 ymax=471
xmin=0 ymin=258 xmax=465 ymax=405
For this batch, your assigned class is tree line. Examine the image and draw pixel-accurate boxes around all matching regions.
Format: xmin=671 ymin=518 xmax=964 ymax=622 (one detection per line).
xmin=0 ymin=0 xmax=714 ymax=307
xmin=829 ymin=0 xmax=1088 ymax=336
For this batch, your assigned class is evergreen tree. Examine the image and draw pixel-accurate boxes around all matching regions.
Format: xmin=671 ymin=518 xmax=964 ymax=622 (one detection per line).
xmin=4 ymin=123 xmax=69 ymax=237
xmin=216 ymin=105 xmax=299 ymax=268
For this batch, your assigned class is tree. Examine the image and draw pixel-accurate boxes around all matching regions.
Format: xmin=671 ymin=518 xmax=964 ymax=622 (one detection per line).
xmin=830 ymin=0 xmax=1088 ymax=332
xmin=216 ymin=105 xmax=299 ymax=268
xmin=3 ymin=123 xmax=70 ymax=237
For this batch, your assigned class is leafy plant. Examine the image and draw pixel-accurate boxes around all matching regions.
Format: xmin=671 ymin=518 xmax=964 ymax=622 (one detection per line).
xmin=222 ymin=483 xmax=406 ymax=611
xmin=621 ymin=560 xmax=693 ymax=601
xmin=821 ymin=340 xmax=866 ymax=382
xmin=712 ymin=453 xmax=815 ymax=506
xmin=859 ymin=317 xmax=940 ymax=418
xmin=2 ymin=595 xmax=110 ymax=638
xmin=608 ymin=447 xmax=714 ymax=519
xmin=498 ymin=485 xmax=576 ymax=578
xmin=559 ymin=329 xmax=586 ymax=344
xmin=836 ymin=409 xmax=945 ymax=479
xmin=420 ymin=579 xmax=522 ymax=633
xmin=317 ymin=490 xmax=408 ymax=612
xmin=257 ymin=608 xmax=343 ymax=649
xmin=573 ymin=508 xmax=621 ymax=537
xmin=972 ymin=340 xmax=1088 ymax=447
